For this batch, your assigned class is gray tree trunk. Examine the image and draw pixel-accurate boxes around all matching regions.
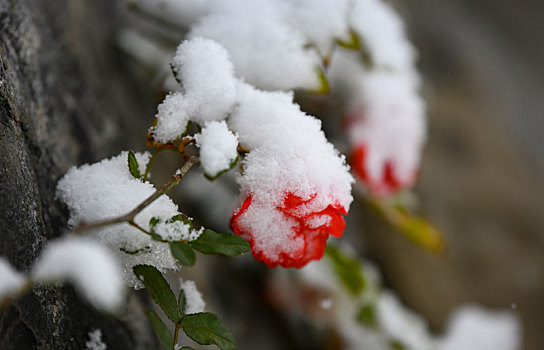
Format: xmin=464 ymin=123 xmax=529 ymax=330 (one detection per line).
xmin=0 ymin=0 xmax=157 ymax=348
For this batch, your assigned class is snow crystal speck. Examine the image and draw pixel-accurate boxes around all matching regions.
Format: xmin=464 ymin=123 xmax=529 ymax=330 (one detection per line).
xmin=85 ymin=329 xmax=107 ymax=350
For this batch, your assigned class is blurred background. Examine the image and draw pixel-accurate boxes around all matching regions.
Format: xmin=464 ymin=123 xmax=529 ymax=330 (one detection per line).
xmin=387 ymin=1 xmax=544 ymax=348
xmin=81 ymin=0 xmax=544 ymax=348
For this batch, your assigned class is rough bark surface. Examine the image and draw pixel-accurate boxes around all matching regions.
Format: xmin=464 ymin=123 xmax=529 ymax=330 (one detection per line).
xmin=0 ymin=0 xmax=156 ymax=348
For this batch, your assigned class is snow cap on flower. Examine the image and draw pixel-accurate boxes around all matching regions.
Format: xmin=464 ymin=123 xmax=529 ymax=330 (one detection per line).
xmin=229 ymin=84 xmax=353 ymax=268
xmin=328 ymin=0 xmax=426 ymax=197
xmin=56 ymin=151 xmax=183 ymax=288
xmin=0 ymin=258 xmax=25 ymax=300
xmin=195 ymin=120 xmax=239 ymax=179
xmin=32 ymin=237 xmax=124 ymax=312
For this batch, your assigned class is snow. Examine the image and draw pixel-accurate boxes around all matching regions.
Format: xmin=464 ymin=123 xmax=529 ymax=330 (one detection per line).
xmin=31 ymin=237 xmax=124 ymax=312
xmin=56 ymin=151 xmax=184 ymax=288
xmin=153 ymin=219 xmax=203 ymax=242
xmin=231 ymin=83 xmax=353 ymax=210
xmin=293 ymin=248 xmax=522 ymax=350
xmin=349 ymin=0 xmax=417 ymax=71
xmin=189 ymin=0 xmax=321 ymax=91
xmin=284 ymin=0 xmax=351 ymax=55
xmin=152 ymin=92 xmax=191 ymax=143
xmin=85 ymin=329 xmax=107 ymax=350
xmin=377 ymin=292 xmax=436 ymax=350
xmin=330 ymin=55 xmax=426 ymax=189
xmin=179 ymin=279 xmax=205 ymax=314
xmin=151 ymin=38 xmax=238 ymax=143
xmin=171 ymin=37 xmax=238 ymax=124
xmin=149 ymin=35 xmax=353 ymax=265
xmin=0 ymin=258 xmax=25 ymax=300
xmin=439 ymin=305 xmax=521 ymax=350
xmin=195 ymin=121 xmax=239 ymax=178
xmin=328 ymin=0 xmax=426 ymax=195
xmin=229 ymin=83 xmax=353 ymax=262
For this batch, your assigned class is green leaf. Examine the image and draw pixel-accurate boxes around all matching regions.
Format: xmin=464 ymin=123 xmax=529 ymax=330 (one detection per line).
xmin=170 ymin=241 xmax=196 ymax=266
xmin=179 ymin=347 xmax=195 ymax=350
xmin=178 ymin=290 xmax=186 ymax=316
xmin=389 ymin=340 xmax=407 ymax=350
xmin=189 ymin=229 xmax=250 ymax=257
xmin=145 ymin=310 xmax=174 ymax=350
xmin=148 ymin=217 xmax=167 ymax=242
xmin=133 ymin=265 xmax=179 ymax=323
xmin=325 ymin=245 xmax=366 ymax=295
xmin=356 ymin=303 xmax=377 ymax=327
xmin=149 ymin=217 xmax=160 ymax=229
xmin=128 ymin=151 xmax=141 ymax=179
xmin=180 ymin=312 xmax=236 ymax=350
xmin=167 ymin=214 xmax=193 ymax=228
xmin=204 ymin=155 xmax=239 ymax=181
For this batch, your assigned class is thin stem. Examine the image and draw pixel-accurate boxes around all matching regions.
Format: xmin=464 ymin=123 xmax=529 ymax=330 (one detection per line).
xmin=128 ymin=220 xmax=169 ymax=243
xmin=173 ymin=323 xmax=182 ymax=346
xmin=143 ymin=147 xmax=175 ymax=182
xmin=74 ymin=156 xmax=199 ymax=234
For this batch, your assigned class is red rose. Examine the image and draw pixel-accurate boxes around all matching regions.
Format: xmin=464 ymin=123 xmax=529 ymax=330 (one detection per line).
xmin=231 ymin=193 xmax=347 ymax=268
xmin=351 ymin=143 xmax=416 ymax=197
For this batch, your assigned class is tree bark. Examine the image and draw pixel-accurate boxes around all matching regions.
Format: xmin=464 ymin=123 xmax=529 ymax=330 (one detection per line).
xmin=0 ymin=0 xmax=156 ymax=348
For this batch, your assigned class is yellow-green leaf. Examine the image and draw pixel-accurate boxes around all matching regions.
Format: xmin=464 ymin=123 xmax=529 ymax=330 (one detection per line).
xmin=367 ymin=197 xmax=446 ymax=255
xmin=128 ymin=151 xmax=141 ymax=179
xmin=311 ymin=68 xmax=330 ymax=95
xmin=337 ymin=30 xmax=362 ymax=50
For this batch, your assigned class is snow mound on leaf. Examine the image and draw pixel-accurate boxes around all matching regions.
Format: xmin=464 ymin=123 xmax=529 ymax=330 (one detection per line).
xmin=56 ymin=151 xmax=182 ymax=288
xmin=195 ymin=120 xmax=239 ymax=178
xmin=230 ymin=84 xmax=353 ymax=267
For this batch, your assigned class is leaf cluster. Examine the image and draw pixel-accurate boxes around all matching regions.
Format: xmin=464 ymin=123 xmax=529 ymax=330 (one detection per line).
xmin=134 ymin=265 xmax=236 ymax=350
